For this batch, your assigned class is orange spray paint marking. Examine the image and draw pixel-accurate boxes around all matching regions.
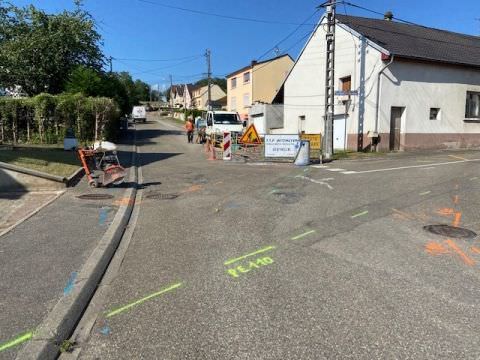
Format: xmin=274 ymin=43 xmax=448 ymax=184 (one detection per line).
xmin=470 ymin=246 xmax=480 ymax=255
xmin=445 ymin=239 xmax=475 ymax=266
xmin=181 ymin=184 xmax=202 ymax=193
xmin=425 ymin=241 xmax=450 ymax=256
xmin=113 ymin=198 xmax=136 ymax=206
xmin=452 ymin=212 xmax=462 ymax=227
xmin=437 ymin=208 xmax=454 ymax=216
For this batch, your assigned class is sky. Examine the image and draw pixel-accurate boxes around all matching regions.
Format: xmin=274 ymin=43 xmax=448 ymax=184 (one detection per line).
xmin=12 ymin=0 xmax=480 ymax=91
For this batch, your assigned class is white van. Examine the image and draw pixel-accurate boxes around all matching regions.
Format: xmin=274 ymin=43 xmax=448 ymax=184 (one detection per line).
xmin=205 ymin=111 xmax=244 ymax=135
xmin=132 ymin=106 xmax=146 ymax=123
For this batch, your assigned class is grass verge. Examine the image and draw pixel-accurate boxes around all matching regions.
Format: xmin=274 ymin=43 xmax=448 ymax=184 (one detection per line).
xmin=0 ymin=147 xmax=80 ymax=177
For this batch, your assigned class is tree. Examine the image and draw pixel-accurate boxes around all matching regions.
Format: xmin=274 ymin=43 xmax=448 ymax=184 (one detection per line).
xmin=65 ymin=66 xmax=104 ymax=96
xmin=134 ymin=80 xmax=150 ymax=102
xmin=0 ymin=1 xmax=104 ymax=95
xmin=194 ymin=77 xmax=227 ymax=92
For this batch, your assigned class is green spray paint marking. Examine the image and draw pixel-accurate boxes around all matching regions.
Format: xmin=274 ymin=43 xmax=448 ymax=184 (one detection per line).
xmin=224 ymin=245 xmax=276 ymax=266
xmin=419 ymin=191 xmax=431 ymax=195
xmin=227 ymin=257 xmax=274 ymax=278
xmin=105 ymin=282 xmax=182 ymax=318
xmin=0 ymin=331 xmax=33 ymax=353
xmin=351 ymin=210 xmax=368 ymax=218
xmin=291 ymin=230 xmax=316 ymax=240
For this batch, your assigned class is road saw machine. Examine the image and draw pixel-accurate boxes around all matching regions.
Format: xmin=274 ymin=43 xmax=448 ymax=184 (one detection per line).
xmin=77 ymin=141 xmax=127 ymax=188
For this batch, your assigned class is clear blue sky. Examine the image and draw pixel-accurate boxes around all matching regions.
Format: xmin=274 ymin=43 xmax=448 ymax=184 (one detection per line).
xmin=13 ymin=0 xmax=480 ymax=91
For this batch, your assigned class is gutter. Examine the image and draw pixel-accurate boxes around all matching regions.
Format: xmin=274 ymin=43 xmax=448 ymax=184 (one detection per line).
xmin=374 ymin=54 xmax=394 ymax=149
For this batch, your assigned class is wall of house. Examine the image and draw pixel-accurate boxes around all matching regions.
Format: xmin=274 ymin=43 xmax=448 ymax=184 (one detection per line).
xmin=192 ymin=85 xmax=227 ymax=110
xmin=227 ymin=70 xmax=253 ymax=119
xmin=252 ymin=56 xmax=293 ymax=104
xmin=377 ymin=61 xmax=480 ymax=149
xmin=275 ymin=21 xmax=384 ymax=142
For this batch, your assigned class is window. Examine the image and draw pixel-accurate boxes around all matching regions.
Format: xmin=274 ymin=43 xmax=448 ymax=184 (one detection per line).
xmin=465 ymin=91 xmax=480 ymax=119
xmin=243 ymin=72 xmax=250 ymax=84
xmin=231 ymin=77 xmax=237 ymax=89
xmin=231 ymin=97 xmax=237 ymax=111
xmin=340 ymin=76 xmax=351 ymax=92
xmin=430 ymin=108 xmax=440 ymax=120
xmin=243 ymin=93 xmax=250 ymax=108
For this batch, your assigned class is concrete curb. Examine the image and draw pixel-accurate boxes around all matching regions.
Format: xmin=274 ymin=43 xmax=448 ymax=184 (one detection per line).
xmin=0 ymin=161 xmax=67 ymax=183
xmin=65 ymin=167 xmax=85 ymax=187
xmin=0 ymin=161 xmax=84 ymax=187
xmin=16 ymin=129 xmax=138 ymax=360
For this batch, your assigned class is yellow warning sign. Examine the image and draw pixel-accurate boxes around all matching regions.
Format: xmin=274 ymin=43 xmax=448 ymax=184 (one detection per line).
xmin=300 ymin=134 xmax=321 ymax=150
xmin=239 ymin=124 xmax=262 ymax=144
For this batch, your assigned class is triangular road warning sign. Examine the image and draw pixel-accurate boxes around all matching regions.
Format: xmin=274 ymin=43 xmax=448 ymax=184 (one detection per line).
xmin=239 ymin=124 xmax=262 ymax=144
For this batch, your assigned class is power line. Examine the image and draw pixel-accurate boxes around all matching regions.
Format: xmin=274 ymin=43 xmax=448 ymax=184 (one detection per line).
xmin=256 ymin=9 xmax=320 ymax=61
xmin=129 ymin=56 xmax=204 ymax=76
xmin=342 ymin=2 xmax=419 ymax=26
xmin=113 ymin=55 xmax=202 ymax=62
xmin=137 ymin=0 xmax=316 ymax=26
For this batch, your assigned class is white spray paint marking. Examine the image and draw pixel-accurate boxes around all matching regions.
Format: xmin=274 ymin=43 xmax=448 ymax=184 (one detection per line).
xmin=295 ymin=175 xmax=334 ymax=190
xmin=326 ymin=168 xmax=345 ymax=172
xmin=311 ymin=165 xmax=329 ymax=169
xmin=341 ymin=171 xmax=357 ymax=174
xmin=345 ymin=159 xmax=480 ymax=174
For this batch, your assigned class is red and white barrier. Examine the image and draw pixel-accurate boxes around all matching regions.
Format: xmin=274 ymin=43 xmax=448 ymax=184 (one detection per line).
xmin=223 ymin=132 xmax=231 ymax=160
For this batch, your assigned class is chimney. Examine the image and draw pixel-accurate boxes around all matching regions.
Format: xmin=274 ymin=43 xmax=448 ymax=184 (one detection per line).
xmin=251 ymin=60 xmax=258 ymax=66
xmin=384 ymin=11 xmax=394 ymax=21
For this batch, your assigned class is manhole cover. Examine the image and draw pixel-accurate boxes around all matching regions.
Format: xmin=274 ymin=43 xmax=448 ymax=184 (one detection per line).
xmin=77 ymin=194 xmax=114 ymax=200
xmin=271 ymin=191 xmax=302 ymax=204
xmin=145 ymin=192 xmax=178 ymax=200
xmin=423 ymin=224 xmax=477 ymax=239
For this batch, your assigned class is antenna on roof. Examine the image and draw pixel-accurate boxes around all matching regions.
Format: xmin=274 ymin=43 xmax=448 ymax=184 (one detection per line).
xmin=384 ymin=11 xmax=394 ymax=21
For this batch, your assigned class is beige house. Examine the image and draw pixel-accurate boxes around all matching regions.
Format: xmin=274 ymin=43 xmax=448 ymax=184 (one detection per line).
xmin=226 ymin=54 xmax=294 ymax=119
xmin=170 ymin=85 xmax=185 ymax=108
xmin=191 ymin=84 xmax=226 ymax=110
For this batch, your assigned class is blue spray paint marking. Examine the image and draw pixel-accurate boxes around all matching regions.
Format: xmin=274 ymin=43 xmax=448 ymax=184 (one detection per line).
xmin=63 ymin=272 xmax=78 ymax=296
xmin=225 ymin=202 xmax=241 ymax=209
xmin=99 ymin=207 xmax=110 ymax=226
xmin=100 ymin=325 xmax=111 ymax=335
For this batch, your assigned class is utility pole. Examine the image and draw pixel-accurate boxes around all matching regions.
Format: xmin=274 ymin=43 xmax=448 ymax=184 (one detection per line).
xmin=205 ymin=49 xmax=212 ymax=110
xmin=169 ymin=75 xmax=173 ymax=109
xmin=108 ymin=56 xmax=113 ymax=73
xmin=322 ymin=0 xmax=336 ymax=161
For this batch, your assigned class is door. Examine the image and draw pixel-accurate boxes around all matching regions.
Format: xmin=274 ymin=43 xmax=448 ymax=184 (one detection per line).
xmin=389 ymin=107 xmax=404 ymax=151
xmin=334 ymin=117 xmax=346 ymax=150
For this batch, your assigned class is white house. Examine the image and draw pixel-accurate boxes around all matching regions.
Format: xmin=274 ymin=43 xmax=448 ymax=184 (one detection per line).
xmin=274 ymin=13 xmax=480 ymax=151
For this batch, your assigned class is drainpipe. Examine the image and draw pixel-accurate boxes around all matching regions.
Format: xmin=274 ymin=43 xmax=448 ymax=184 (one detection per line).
xmin=374 ymin=54 xmax=394 ymax=151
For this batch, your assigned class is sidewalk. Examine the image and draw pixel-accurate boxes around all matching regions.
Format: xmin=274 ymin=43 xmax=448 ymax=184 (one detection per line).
xmin=0 ymin=129 xmax=136 ymax=359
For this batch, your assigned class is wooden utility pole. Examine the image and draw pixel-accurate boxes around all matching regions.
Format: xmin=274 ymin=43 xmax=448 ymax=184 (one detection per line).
xmin=169 ymin=75 xmax=173 ymax=109
xmin=206 ymin=49 xmax=212 ymax=110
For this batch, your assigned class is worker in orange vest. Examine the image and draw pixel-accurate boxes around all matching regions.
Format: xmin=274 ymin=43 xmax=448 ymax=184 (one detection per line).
xmin=185 ymin=117 xmax=194 ymax=143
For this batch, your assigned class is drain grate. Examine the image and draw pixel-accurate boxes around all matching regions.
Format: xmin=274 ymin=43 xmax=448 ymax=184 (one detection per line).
xmin=423 ymin=224 xmax=477 ymax=239
xmin=77 ymin=194 xmax=114 ymax=200
xmin=145 ymin=192 xmax=178 ymax=200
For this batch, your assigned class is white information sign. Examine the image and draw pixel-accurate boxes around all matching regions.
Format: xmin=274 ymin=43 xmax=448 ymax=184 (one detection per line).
xmin=264 ymin=134 xmax=300 ymax=158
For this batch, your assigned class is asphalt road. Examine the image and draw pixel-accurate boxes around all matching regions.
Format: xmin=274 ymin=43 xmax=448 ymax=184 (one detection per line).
xmin=0 ymin=129 xmax=135 ymax=360
xmin=74 ymin=115 xmax=480 ymax=359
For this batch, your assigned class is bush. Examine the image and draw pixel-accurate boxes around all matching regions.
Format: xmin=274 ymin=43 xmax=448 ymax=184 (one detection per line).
xmin=0 ymin=93 xmax=121 ymax=144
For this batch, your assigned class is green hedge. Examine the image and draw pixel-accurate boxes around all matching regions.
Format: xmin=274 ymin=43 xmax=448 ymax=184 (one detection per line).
xmin=0 ymin=93 xmax=120 ymax=145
